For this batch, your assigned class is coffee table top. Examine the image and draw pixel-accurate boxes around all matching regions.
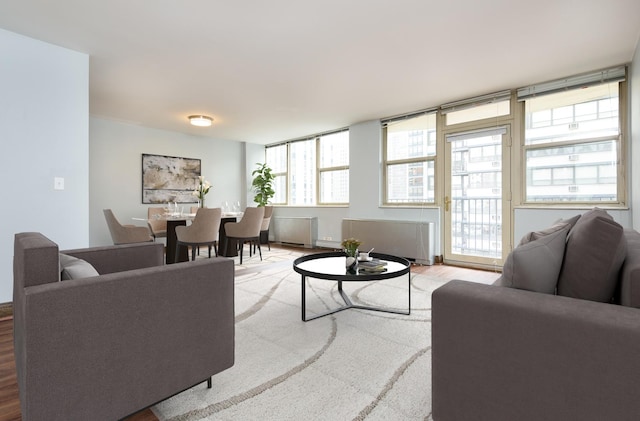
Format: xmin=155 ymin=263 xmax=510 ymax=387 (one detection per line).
xmin=293 ymin=252 xmax=410 ymax=281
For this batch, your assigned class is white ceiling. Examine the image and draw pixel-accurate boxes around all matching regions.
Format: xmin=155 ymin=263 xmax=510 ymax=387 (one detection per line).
xmin=1 ymin=0 xmax=639 ymax=145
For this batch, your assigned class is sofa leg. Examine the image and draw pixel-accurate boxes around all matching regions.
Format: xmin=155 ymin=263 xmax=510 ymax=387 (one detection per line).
xmin=207 ymin=377 xmax=212 ymax=389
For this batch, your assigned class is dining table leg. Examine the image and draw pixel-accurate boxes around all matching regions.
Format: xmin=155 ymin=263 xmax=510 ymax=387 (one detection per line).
xmin=166 ymin=220 xmax=188 ymax=264
xmin=219 ymin=217 xmax=239 ymax=257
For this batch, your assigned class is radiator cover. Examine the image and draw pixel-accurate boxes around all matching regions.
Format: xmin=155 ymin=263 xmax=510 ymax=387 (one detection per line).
xmin=273 ymin=217 xmax=317 ymax=248
xmin=342 ymin=218 xmax=435 ymax=265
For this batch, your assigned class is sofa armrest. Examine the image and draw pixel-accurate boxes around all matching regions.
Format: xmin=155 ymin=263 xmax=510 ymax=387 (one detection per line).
xmin=17 ymin=257 xmax=234 ymax=421
xmin=61 ymin=242 xmax=164 ymax=274
xmin=620 ymin=229 xmax=640 ymax=308
xmin=432 ymin=280 xmax=640 ymax=421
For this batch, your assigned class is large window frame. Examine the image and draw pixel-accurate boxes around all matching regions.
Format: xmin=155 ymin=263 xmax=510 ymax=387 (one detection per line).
xmin=518 ymin=67 xmax=626 ymax=205
xmin=317 ymin=130 xmax=350 ymax=205
xmin=265 ymin=128 xmax=349 ymax=206
xmin=382 ymin=111 xmax=437 ymax=206
xmin=265 ymin=143 xmax=288 ymax=205
xmin=265 ymin=66 xmax=628 ymax=210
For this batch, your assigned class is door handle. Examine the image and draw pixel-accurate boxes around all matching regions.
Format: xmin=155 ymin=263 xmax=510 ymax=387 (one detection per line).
xmin=444 ymin=196 xmax=451 ymax=212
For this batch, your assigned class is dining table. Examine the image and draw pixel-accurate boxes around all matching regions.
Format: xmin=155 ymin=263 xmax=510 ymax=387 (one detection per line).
xmin=137 ymin=211 xmax=243 ymax=264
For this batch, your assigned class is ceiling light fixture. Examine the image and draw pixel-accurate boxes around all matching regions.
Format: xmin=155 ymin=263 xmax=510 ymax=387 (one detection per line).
xmin=188 ymin=115 xmax=213 ymax=127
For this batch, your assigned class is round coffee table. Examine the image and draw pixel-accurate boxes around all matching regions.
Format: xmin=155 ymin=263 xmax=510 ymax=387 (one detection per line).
xmin=293 ymin=251 xmax=411 ymax=321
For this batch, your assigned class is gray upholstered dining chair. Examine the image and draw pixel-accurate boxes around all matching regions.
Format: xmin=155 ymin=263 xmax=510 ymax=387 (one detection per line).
xmin=225 ymin=207 xmax=265 ymax=264
xmin=175 ymin=207 xmax=222 ymax=261
xmin=103 ymin=209 xmax=153 ymax=245
xmin=147 ymin=207 xmax=167 ymax=241
xmin=261 ymin=205 xmax=273 ymax=251
xmin=253 ymin=205 xmax=273 ymax=253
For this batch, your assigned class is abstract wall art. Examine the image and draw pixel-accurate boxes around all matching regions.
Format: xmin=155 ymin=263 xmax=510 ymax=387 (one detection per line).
xmin=142 ymin=153 xmax=200 ymax=204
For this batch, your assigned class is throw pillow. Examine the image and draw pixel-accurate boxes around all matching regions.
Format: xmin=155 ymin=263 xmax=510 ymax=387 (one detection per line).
xmin=496 ymin=223 xmax=570 ymax=294
xmin=59 ymin=253 xmax=99 ymax=280
xmin=518 ymin=221 xmax=572 ymax=246
xmin=552 ymin=214 xmax=581 ymax=231
xmin=556 ymin=208 xmax=626 ymax=303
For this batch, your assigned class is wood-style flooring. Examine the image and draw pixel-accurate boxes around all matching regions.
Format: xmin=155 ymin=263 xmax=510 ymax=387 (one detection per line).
xmin=0 ymin=249 xmax=498 ymax=421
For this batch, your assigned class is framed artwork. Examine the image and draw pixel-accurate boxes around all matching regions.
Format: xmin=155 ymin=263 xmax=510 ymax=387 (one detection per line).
xmin=142 ymin=153 xmax=200 ymax=204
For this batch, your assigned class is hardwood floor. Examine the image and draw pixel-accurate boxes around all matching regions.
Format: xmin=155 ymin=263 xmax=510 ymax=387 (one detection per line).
xmin=0 ymin=253 xmax=498 ymax=421
xmin=0 ymin=318 xmax=19 ymax=421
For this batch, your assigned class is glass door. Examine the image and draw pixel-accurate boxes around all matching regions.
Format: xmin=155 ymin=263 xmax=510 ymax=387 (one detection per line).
xmin=444 ymin=126 xmax=510 ymax=267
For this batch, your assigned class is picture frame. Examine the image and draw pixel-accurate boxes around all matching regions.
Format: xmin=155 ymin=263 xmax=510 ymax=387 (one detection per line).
xmin=142 ymin=153 xmax=200 ymax=204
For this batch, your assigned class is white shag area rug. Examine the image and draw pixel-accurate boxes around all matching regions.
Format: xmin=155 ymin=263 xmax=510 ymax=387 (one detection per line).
xmin=153 ymin=249 xmax=448 ymax=421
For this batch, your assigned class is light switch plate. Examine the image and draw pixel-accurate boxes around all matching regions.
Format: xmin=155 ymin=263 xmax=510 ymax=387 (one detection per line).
xmin=54 ymin=177 xmax=64 ymax=190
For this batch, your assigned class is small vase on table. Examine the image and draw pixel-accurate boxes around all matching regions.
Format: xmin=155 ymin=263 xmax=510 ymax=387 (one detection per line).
xmin=345 ymin=247 xmax=358 ymax=272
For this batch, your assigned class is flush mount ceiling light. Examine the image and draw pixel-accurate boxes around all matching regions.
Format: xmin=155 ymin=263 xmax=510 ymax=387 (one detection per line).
xmin=188 ymin=115 xmax=213 ymax=127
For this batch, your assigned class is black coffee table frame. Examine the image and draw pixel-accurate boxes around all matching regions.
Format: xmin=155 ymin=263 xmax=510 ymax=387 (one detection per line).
xmin=293 ymin=252 xmax=411 ymax=322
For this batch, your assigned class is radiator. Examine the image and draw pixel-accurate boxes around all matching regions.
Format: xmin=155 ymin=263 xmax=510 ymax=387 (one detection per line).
xmin=273 ymin=217 xmax=317 ymax=248
xmin=342 ymin=218 xmax=435 ymax=265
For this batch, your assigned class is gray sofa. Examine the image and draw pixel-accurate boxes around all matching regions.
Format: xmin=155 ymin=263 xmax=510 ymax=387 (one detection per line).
xmin=432 ymin=209 xmax=640 ymax=421
xmin=13 ymin=232 xmax=235 ymax=421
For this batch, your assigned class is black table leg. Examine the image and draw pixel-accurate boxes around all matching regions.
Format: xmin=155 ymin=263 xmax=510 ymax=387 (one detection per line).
xmin=166 ymin=220 xmax=188 ymax=264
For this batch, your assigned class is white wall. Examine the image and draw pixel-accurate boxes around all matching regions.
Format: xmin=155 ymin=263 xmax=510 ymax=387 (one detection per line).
xmin=0 ymin=29 xmax=89 ymax=303
xmin=244 ymin=142 xmax=266 ymax=207
xmin=631 ymin=36 xmax=640 ymax=230
xmin=90 ymin=117 xmax=245 ymax=246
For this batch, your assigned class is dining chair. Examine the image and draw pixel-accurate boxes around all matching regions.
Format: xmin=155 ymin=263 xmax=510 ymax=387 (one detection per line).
xmin=253 ymin=205 xmax=273 ymax=253
xmin=190 ymin=206 xmax=202 ymax=254
xmin=103 ymin=209 xmax=153 ymax=245
xmin=225 ymin=207 xmax=265 ymax=264
xmin=147 ymin=207 xmax=167 ymax=241
xmin=175 ymin=207 xmax=222 ymax=261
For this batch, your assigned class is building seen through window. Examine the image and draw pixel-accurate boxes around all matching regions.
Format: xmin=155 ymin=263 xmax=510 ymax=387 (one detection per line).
xmin=384 ymin=113 xmax=436 ymax=204
xmin=524 ymin=82 xmax=620 ymax=202
xmin=266 ymin=130 xmax=349 ymax=205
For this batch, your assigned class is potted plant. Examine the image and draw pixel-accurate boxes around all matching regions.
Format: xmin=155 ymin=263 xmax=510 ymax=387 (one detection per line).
xmin=251 ymin=163 xmax=275 ymax=207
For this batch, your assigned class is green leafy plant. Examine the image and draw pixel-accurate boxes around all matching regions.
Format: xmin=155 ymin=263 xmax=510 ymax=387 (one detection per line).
xmin=252 ymin=163 xmax=275 ymax=207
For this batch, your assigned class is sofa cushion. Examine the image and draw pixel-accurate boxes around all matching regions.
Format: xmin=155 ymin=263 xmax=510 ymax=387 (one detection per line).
xmin=496 ymin=223 xmax=570 ymax=294
xmin=59 ymin=253 xmax=99 ymax=280
xmin=552 ymin=214 xmax=581 ymax=231
xmin=557 ymin=208 xmax=626 ymax=303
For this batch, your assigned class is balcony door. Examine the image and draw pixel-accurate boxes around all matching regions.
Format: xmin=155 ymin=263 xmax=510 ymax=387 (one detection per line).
xmin=444 ymin=125 xmax=511 ymax=267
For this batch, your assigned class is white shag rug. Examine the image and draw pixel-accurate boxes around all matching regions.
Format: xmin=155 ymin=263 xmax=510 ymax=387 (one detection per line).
xmin=153 ymin=249 xmax=448 ymax=421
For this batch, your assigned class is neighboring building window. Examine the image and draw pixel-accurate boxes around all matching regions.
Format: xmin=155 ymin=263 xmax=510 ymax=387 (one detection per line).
xmin=265 ymin=144 xmax=287 ymax=205
xmin=266 ymin=129 xmax=349 ymax=206
xmin=522 ymin=79 xmax=622 ymax=203
xmin=383 ymin=112 xmax=436 ymax=204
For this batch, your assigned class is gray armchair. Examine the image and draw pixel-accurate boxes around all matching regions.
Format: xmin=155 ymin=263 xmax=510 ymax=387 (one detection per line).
xmin=103 ymin=208 xmax=153 ymax=245
xmin=13 ymin=232 xmax=235 ymax=421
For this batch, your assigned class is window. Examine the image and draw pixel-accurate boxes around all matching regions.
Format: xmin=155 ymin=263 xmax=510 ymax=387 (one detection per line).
xmin=265 ymin=129 xmax=349 ymax=206
xmin=265 ymin=144 xmax=287 ymax=204
xmin=521 ymin=79 xmax=623 ymax=203
xmin=289 ymin=139 xmax=316 ymax=205
xmin=383 ymin=112 xmax=436 ymax=204
xmin=318 ymin=131 xmax=349 ymax=204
